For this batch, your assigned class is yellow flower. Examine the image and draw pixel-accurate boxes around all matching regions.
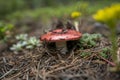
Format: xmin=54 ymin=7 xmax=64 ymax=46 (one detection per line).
xmin=71 ymin=11 xmax=81 ymax=19
xmin=93 ymin=3 xmax=120 ymax=23
xmin=93 ymin=9 xmax=106 ymax=22
xmin=111 ymin=3 xmax=120 ymax=19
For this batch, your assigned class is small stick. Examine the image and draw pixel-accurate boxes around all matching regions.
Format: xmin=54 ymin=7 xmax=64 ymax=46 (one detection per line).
xmin=0 ymin=68 xmax=17 ymax=79
xmin=26 ymin=72 xmax=29 ymax=80
xmin=35 ymin=60 xmax=41 ymax=80
xmin=46 ymin=62 xmax=79 ymax=75
xmin=8 ymin=72 xmax=21 ymax=79
xmin=99 ymin=55 xmax=116 ymax=66
xmin=2 ymin=57 xmax=7 ymax=63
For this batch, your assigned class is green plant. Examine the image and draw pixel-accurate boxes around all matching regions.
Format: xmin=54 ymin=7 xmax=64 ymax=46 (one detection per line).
xmin=15 ymin=34 xmax=28 ymax=41
xmin=93 ymin=3 xmax=120 ymax=71
xmin=78 ymin=33 xmax=101 ymax=48
xmin=26 ymin=37 xmax=41 ymax=49
xmin=80 ymin=52 xmax=92 ymax=58
xmin=10 ymin=34 xmax=41 ymax=52
xmin=0 ymin=22 xmax=14 ymax=40
xmin=99 ymin=48 xmax=110 ymax=58
xmin=79 ymin=47 xmax=110 ymax=58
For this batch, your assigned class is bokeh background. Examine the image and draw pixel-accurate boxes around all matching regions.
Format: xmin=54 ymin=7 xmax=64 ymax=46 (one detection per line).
xmin=0 ymin=0 xmax=119 ymax=20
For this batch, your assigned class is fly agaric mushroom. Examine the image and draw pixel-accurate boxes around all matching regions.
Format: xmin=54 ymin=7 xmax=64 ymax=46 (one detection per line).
xmin=40 ymin=29 xmax=82 ymax=54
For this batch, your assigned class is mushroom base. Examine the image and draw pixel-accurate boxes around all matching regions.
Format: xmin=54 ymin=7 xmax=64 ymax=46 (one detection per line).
xmin=56 ymin=41 xmax=67 ymax=54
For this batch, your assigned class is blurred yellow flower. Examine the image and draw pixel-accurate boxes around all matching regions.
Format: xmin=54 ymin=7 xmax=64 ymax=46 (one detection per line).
xmin=93 ymin=4 xmax=120 ymax=69
xmin=111 ymin=3 xmax=120 ymax=19
xmin=93 ymin=9 xmax=106 ymax=22
xmin=71 ymin=11 xmax=81 ymax=19
xmin=93 ymin=3 xmax=120 ymax=23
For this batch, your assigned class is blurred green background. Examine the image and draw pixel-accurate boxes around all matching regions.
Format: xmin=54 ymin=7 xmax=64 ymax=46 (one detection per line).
xmin=0 ymin=0 xmax=119 ymax=21
xmin=0 ymin=0 xmax=75 ymax=19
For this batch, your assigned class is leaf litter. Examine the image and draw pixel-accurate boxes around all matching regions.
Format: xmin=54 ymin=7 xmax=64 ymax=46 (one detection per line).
xmin=0 ymin=37 xmax=120 ymax=80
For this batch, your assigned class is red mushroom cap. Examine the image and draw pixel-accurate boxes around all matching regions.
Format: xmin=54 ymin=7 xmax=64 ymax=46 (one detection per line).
xmin=40 ymin=29 xmax=82 ymax=42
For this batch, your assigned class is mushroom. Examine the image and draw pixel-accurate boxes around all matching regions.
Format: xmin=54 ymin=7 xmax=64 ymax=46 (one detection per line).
xmin=40 ymin=29 xmax=82 ymax=54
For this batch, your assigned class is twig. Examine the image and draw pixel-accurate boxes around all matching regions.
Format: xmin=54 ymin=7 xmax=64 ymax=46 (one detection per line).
xmin=3 ymin=72 xmax=21 ymax=80
xmin=47 ymin=74 xmax=88 ymax=78
xmin=67 ymin=50 xmax=75 ymax=60
xmin=76 ymin=46 xmax=110 ymax=54
xmin=71 ymin=57 xmax=79 ymax=64
xmin=2 ymin=57 xmax=7 ymax=63
xmin=35 ymin=60 xmax=41 ymax=80
xmin=46 ymin=65 xmax=73 ymax=74
xmin=26 ymin=72 xmax=29 ymax=80
xmin=48 ymin=62 xmax=66 ymax=69
xmin=0 ymin=68 xmax=17 ymax=79
xmin=99 ymin=55 xmax=116 ymax=66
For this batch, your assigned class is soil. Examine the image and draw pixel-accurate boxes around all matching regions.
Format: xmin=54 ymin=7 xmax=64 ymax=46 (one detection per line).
xmin=0 ymin=18 xmax=120 ymax=80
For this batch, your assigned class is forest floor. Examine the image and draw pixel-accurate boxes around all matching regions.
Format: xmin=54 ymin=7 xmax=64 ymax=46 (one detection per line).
xmin=0 ymin=18 xmax=120 ymax=80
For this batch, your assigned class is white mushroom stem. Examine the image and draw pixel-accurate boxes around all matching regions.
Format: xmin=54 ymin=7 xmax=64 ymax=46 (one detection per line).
xmin=74 ymin=21 xmax=79 ymax=31
xmin=56 ymin=41 xmax=67 ymax=54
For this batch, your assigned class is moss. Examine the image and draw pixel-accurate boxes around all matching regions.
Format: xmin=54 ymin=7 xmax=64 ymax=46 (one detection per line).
xmin=99 ymin=48 xmax=110 ymax=58
xmin=78 ymin=33 xmax=101 ymax=49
